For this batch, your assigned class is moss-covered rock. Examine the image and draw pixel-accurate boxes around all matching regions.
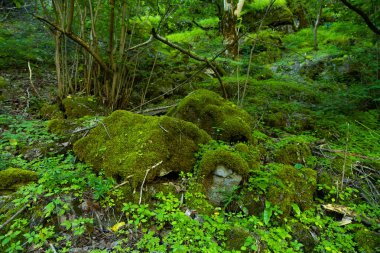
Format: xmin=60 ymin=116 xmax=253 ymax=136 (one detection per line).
xmin=47 ymin=116 xmax=101 ymax=147
xmin=198 ymin=148 xmax=250 ymax=179
xmin=234 ymin=143 xmax=261 ymax=170
xmin=225 ymin=226 xmax=252 ymax=251
xmin=354 ymin=229 xmax=380 ymax=253
xmin=40 ymin=103 xmax=64 ymax=120
xmin=244 ymin=5 xmax=294 ymax=31
xmin=241 ymin=163 xmax=317 ymax=218
xmin=62 ymin=95 xmax=108 ymax=119
xmin=267 ymin=164 xmax=317 ymax=217
xmin=196 ymin=147 xmax=251 ymax=206
xmin=167 ymin=89 xmax=253 ymax=143
xmin=0 ymin=168 xmax=38 ymax=193
xmin=272 ymin=135 xmax=315 ymax=166
xmin=290 ymin=222 xmax=317 ymax=252
xmin=275 ymin=141 xmax=312 ymax=165
xmin=73 ymin=110 xmax=211 ymax=196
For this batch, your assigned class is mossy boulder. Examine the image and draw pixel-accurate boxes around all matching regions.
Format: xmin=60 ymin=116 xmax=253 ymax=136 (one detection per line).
xmin=354 ymin=229 xmax=380 ymax=253
xmin=197 ymin=147 xmax=250 ymax=205
xmin=267 ymin=164 xmax=317 ymax=217
xmin=167 ymin=89 xmax=253 ymax=143
xmin=272 ymin=135 xmax=316 ymax=166
xmin=234 ymin=143 xmax=261 ymax=170
xmin=241 ymin=163 xmax=317 ymax=218
xmin=0 ymin=168 xmax=38 ymax=193
xmin=62 ymin=95 xmax=108 ymax=119
xmin=274 ymin=141 xmax=312 ymax=165
xmin=47 ymin=116 xmax=101 ymax=148
xmin=290 ymin=222 xmax=317 ymax=252
xmin=73 ymin=110 xmax=211 ymax=193
xmin=225 ymin=227 xmax=252 ymax=251
xmin=40 ymin=103 xmax=64 ymax=120
xmin=244 ymin=5 xmax=294 ymax=30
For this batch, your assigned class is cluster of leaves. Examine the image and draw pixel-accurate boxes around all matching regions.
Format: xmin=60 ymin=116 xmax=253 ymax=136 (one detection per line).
xmin=0 ymin=154 xmax=118 ymax=252
xmin=0 ymin=114 xmax=60 ymax=170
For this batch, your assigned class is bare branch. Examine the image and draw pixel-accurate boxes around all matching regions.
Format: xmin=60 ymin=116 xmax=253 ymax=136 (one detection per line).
xmin=151 ymin=28 xmax=228 ymax=98
xmin=35 ymin=15 xmax=112 ymax=74
xmin=339 ymin=0 xmax=380 ymax=35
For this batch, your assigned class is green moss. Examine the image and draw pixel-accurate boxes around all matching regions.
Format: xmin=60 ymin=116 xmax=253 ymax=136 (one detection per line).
xmin=267 ymin=164 xmax=317 ymax=217
xmin=272 ymin=135 xmax=316 ymax=166
xmin=290 ymin=222 xmax=317 ymax=252
xmin=73 ymin=110 xmax=211 ymax=192
xmin=198 ymin=148 xmax=250 ymax=179
xmin=0 ymin=168 xmax=38 ymax=191
xmin=225 ymin=227 xmax=252 ymax=250
xmin=275 ymin=142 xmax=311 ymax=165
xmin=168 ymin=89 xmax=253 ymax=143
xmin=331 ymin=156 xmax=353 ymax=176
xmin=47 ymin=119 xmax=72 ymax=136
xmin=354 ymin=229 xmax=380 ymax=253
xmin=234 ymin=143 xmax=261 ymax=170
xmin=62 ymin=95 xmax=108 ymax=119
xmin=40 ymin=103 xmax=64 ymax=119
xmin=0 ymin=76 xmax=7 ymax=101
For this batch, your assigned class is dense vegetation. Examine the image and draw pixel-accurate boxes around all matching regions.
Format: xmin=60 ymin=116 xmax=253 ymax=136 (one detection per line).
xmin=0 ymin=0 xmax=379 ymax=252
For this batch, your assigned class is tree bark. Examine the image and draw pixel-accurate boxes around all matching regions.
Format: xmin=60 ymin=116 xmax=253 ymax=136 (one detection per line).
xmin=222 ymin=0 xmax=238 ymax=58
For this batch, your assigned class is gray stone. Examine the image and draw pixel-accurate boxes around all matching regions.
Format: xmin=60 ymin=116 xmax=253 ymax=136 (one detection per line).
xmin=214 ymin=165 xmax=233 ymax=178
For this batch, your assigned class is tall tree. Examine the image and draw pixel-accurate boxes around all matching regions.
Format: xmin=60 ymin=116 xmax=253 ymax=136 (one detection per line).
xmin=222 ymin=0 xmax=245 ymax=58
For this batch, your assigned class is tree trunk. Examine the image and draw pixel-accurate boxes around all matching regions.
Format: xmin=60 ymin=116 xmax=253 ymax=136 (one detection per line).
xmin=222 ymin=0 xmax=242 ymax=58
xmin=313 ymin=0 xmax=323 ymax=51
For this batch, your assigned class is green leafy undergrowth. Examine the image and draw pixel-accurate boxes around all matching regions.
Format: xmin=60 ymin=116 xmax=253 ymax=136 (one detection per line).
xmin=0 ymin=154 xmax=119 ymax=252
xmin=0 ymin=114 xmax=61 ymax=170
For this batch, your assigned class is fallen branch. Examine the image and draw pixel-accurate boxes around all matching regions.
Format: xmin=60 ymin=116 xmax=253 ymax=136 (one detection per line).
xmin=322 ymin=203 xmax=379 ymax=227
xmin=315 ymin=146 xmax=378 ymax=160
xmin=0 ymin=205 xmax=28 ymax=231
xmin=135 ymin=104 xmax=178 ymax=115
xmin=112 ymin=175 xmax=134 ymax=190
xmin=139 ymin=161 xmax=163 ymax=205
xmin=27 ymin=61 xmax=41 ymax=98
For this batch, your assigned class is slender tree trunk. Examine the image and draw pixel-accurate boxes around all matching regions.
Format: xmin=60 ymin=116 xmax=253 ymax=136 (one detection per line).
xmin=54 ymin=32 xmax=64 ymax=98
xmin=222 ymin=0 xmax=238 ymax=58
xmin=313 ymin=0 xmax=323 ymax=51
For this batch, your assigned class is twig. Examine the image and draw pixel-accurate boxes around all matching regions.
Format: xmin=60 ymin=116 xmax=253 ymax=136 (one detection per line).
xmin=112 ymin=175 xmax=134 ymax=190
xmin=139 ymin=161 xmax=163 ymax=205
xmin=49 ymin=243 xmax=58 ymax=253
xmin=159 ymin=124 xmax=168 ymax=133
xmin=27 ymin=61 xmax=41 ymax=97
xmin=95 ymin=119 xmax=111 ymax=139
xmin=136 ymin=104 xmax=178 ymax=116
xmin=355 ymin=120 xmax=380 ymax=137
xmin=315 ymin=146 xmax=378 ymax=160
xmin=93 ymin=210 xmax=104 ymax=232
xmin=127 ymin=35 xmax=153 ymax=51
xmin=341 ymin=123 xmax=349 ymax=191
xmin=0 ymin=205 xmax=28 ymax=230
xmin=151 ymin=28 xmax=228 ymax=99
